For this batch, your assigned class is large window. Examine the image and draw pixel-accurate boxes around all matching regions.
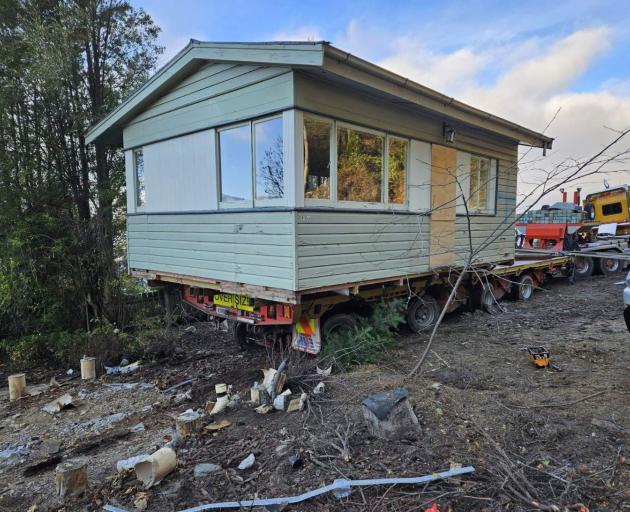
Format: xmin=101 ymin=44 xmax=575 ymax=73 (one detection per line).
xmin=219 ymin=124 xmax=252 ymax=203
xmin=388 ymin=137 xmax=407 ymax=204
xmin=254 ymin=117 xmax=283 ymax=200
xmin=218 ymin=117 xmax=284 ymax=206
xmin=304 ymin=118 xmax=332 ymax=199
xmin=337 ymin=125 xmax=384 ymax=203
xmin=134 ymin=148 xmax=145 ymax=208
xmin=457 ymin=152 xmax=496 ymax=214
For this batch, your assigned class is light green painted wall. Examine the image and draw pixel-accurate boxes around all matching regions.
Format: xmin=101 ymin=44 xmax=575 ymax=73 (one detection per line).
xmin=122 ymin=62 xmax=294 ymax=149
xmin=295 ymin=211 xmax=431 ymax=290
xmin=127 ymin=212 xmax=295 ymax=290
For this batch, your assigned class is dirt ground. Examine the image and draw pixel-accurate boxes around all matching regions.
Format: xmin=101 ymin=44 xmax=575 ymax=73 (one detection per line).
xmin=0 ymin=274 xmax=628 ymax=512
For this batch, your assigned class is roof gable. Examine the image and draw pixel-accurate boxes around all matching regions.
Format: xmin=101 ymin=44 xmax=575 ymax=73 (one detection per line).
xmin=86 ymin=40 xmax=552 ymax=149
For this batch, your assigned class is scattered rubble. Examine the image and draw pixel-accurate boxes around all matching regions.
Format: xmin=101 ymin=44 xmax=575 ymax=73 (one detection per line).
xmin=237 ymin=453 xmax=255 ymax=470
xmin=105 ymin=361 xmax=141 ymax=375
xmin=361 ymin=388 xmax=420 ymax=440
xmin=42 ymin=393 xmax=74 ymax=415
xmin=193 ymin=463 xmax=221 ymax=478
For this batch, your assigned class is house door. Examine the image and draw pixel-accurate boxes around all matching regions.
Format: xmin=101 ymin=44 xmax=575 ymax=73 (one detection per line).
xmin=429 ymin=144 xmax=457 ymax=268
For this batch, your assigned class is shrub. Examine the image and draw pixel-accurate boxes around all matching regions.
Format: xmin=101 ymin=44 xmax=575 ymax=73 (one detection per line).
xmin=319 ymin=299 xmax=404 ymax=371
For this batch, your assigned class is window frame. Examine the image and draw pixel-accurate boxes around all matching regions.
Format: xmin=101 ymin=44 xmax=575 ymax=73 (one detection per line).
xmin=303 ymin=113 xmax=335 ymax=207
xmin=133 ymin=147 xmax=145 ymax=212
xmin=302 ymin=114 xmax=409 ymax=210
xmin=217 ymin=121 xmax=254 ymax=209
xmin=385 ymin=134 xmax=410 ymax=210
xmin=253 ymin=115 xmax=285 ymax=207
xmin=456 ymin=151 xmax=497 ymax=216
xmin=336 ymin=121 xmax=387 ymax=209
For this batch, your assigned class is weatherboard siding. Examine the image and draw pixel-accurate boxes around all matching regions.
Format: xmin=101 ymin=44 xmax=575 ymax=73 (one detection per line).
xmin=123 ymin=63 xmax=294 ymax=149
xmin=454 ymin=158 xmax=518 ymax=265
xmin=295 ymin=211 xmax=431 ymax=290
xmin=127 ymin=212 xmax=295 ymax=290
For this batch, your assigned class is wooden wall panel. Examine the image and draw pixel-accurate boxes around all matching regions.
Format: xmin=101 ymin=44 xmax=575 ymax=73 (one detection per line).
xmin=430 ymin=144 xmax=457 ymax=268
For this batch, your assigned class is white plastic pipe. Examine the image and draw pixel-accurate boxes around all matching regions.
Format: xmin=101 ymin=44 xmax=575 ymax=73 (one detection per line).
xmin=105 ymin=466 xmax=475 ymax=511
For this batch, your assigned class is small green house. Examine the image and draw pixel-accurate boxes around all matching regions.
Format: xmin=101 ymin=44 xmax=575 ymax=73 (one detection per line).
xmin=87 ymin=41 xmax=552 ymax=304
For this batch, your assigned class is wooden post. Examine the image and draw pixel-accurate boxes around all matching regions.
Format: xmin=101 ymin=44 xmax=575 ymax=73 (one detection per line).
xmin=8 ymin=373 xmax=26 ymax=401
xmin=135 ymin=447 xmax=177 ymax=488
xmin=54 ymin=460 xmax=88 ymax=497
xmin=175 ymin=410 xmax=203 ymax=437
xmin=80 ymin=357 xmax=96 ymax=380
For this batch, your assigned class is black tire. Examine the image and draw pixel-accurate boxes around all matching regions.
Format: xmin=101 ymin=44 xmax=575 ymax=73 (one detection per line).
xmin=322 ymin=313 xmax=357 ymax=340
xmin=574 ymin=256 xmax=594 ymax=278
xmin=596 ymin=254 xmax=622 ymax=275
xmin=229 ymin=321 xmax=250 ymax=350
xmin=510 ymin=274 xmax=535 ymax=301
xmin=406 ymin=295 xmax=440 ymax=333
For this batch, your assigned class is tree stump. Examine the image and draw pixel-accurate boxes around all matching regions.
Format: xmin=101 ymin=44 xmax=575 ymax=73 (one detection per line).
xmin=54 ymin=460 xmax=87 ymax=497
xmin=8 ymin=373 xmax=26 ymax=401
xmin=361 ymin=388 xmax=420 ymax=440
xmin=80 ymin=357 xmax=96 ymax=380
xmin=175 ymin=410 xmax=203 ymax=437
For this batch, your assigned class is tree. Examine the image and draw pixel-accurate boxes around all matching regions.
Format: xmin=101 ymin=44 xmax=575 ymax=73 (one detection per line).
xmin=0 ymin=0 xmax=162 ymax=340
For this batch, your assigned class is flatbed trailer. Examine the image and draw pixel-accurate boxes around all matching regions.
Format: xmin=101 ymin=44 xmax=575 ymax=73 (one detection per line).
xmin=154 ymin=253 xmax=578 ymax=352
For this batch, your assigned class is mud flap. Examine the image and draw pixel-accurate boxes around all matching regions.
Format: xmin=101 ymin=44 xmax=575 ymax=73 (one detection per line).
xmin=291 ymin=317 xmax=322 ymax=355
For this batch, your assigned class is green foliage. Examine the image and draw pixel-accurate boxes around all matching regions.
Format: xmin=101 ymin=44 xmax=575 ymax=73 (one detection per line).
xmin=0 ymin=324 xmax=135 ymax=368
xmin=0 ymin=0 xmax=162 ymax=344
xmin=319 ymin=300 xmax=405 ymax=371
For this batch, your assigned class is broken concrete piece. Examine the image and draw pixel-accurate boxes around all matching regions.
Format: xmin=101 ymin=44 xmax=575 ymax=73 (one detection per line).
xmin=174 ymin=389 xmax=192 ymax=404
xmin=316 ymin=365 xmax=332 ymax=376
xmin=204 ymin=419 xmax=231 ymax=432
xmin=8 ymin=373 xmax=26 ymax=401
xmin=313 ymin=382 xmax=325 ymax=396
xmin=193 ymin=463 xmax=221 ymax=478
xmin=54 ymin=460 xmax=87 ymax=498
xmin=105 ymin=361 xmax=141 ymax=375
xmin=255 ymin=404 xmax=274 ymax=415
xmin=176 ymin=409 xmax=204 ymax=437
xmin=133 ymin=494 xmax=148 ymax=511
xmin=42 ymin=394 xmax=74 ymax=414
xmin=273 ymin=389 xmax=292 ymax=411
xmin=238 ymin=453 xmax=255 ymax=470
xmin=134 ymin=447 xmax=177 ymax=488
xmin=361 ymin=387 xmax=420 ymax=440
xmin=262 ymin=368 xmax=286 ymax=396
xmin=117 ymin=454 xmax=150 ymax=472
xmin=80 ymin=357 xmax=96 ymax=380
xmin=286 ymin=393 xmax=307 ymax=412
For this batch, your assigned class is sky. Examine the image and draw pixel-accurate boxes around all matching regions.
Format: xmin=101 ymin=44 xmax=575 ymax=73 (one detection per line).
xmin=132 ymin=0 xmax=630 ymax=204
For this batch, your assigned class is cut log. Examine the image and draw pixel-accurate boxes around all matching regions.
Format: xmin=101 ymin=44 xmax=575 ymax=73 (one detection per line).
xmin=8 ymin=373 xmax=26 ymax=401
xmin=361 ymin=388 xmax=420 ymax=440
xmin=80 ymin=357 xmax=96 ymax=380
xmin=54 ymin=460 xmax=88 ymax=498
xmin=175 ymin=409 xmax=203 ymax=437
xmin=134 ymin=447 xmax=176 ymax=488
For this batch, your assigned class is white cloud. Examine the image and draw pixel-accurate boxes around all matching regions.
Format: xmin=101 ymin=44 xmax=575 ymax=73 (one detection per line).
xmin=331 ymin=21 xmax=630 ymax=203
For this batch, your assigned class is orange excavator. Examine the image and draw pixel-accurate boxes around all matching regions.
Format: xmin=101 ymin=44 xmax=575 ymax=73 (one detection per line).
xmin=516 ymin=185 xmax=630 ymax=277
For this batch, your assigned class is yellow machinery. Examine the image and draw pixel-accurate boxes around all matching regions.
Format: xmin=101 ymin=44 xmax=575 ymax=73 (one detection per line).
xmin=583 ymin=185 xmax=630 ymax=235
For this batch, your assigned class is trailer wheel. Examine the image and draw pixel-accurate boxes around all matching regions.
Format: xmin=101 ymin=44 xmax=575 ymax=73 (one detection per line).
xmin=407 ymin=295 xmax=440 ymax=333
xmin=510 ymin=274 xmax=535 ymax=301
xmin=596 ymin=254 xmax=622 ymax=275
xmin=322 ymin=313 xmax=357 ymax=340
xmin=229 ymin=321 xmax=250 ymax=350
xmin=574 ymin=256 xmax=594 ymax=278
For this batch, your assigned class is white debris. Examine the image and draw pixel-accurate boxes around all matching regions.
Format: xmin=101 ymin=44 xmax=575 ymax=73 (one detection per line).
xmin=116 ymin=454 xmax=150 ymax=472
xmin=130 ymin=423 xmax=146 ymax=433
xmin=313 ymin=382 xmax=325 ymax=396
xmin=238 ymin=453 xmax=255 ymax=470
